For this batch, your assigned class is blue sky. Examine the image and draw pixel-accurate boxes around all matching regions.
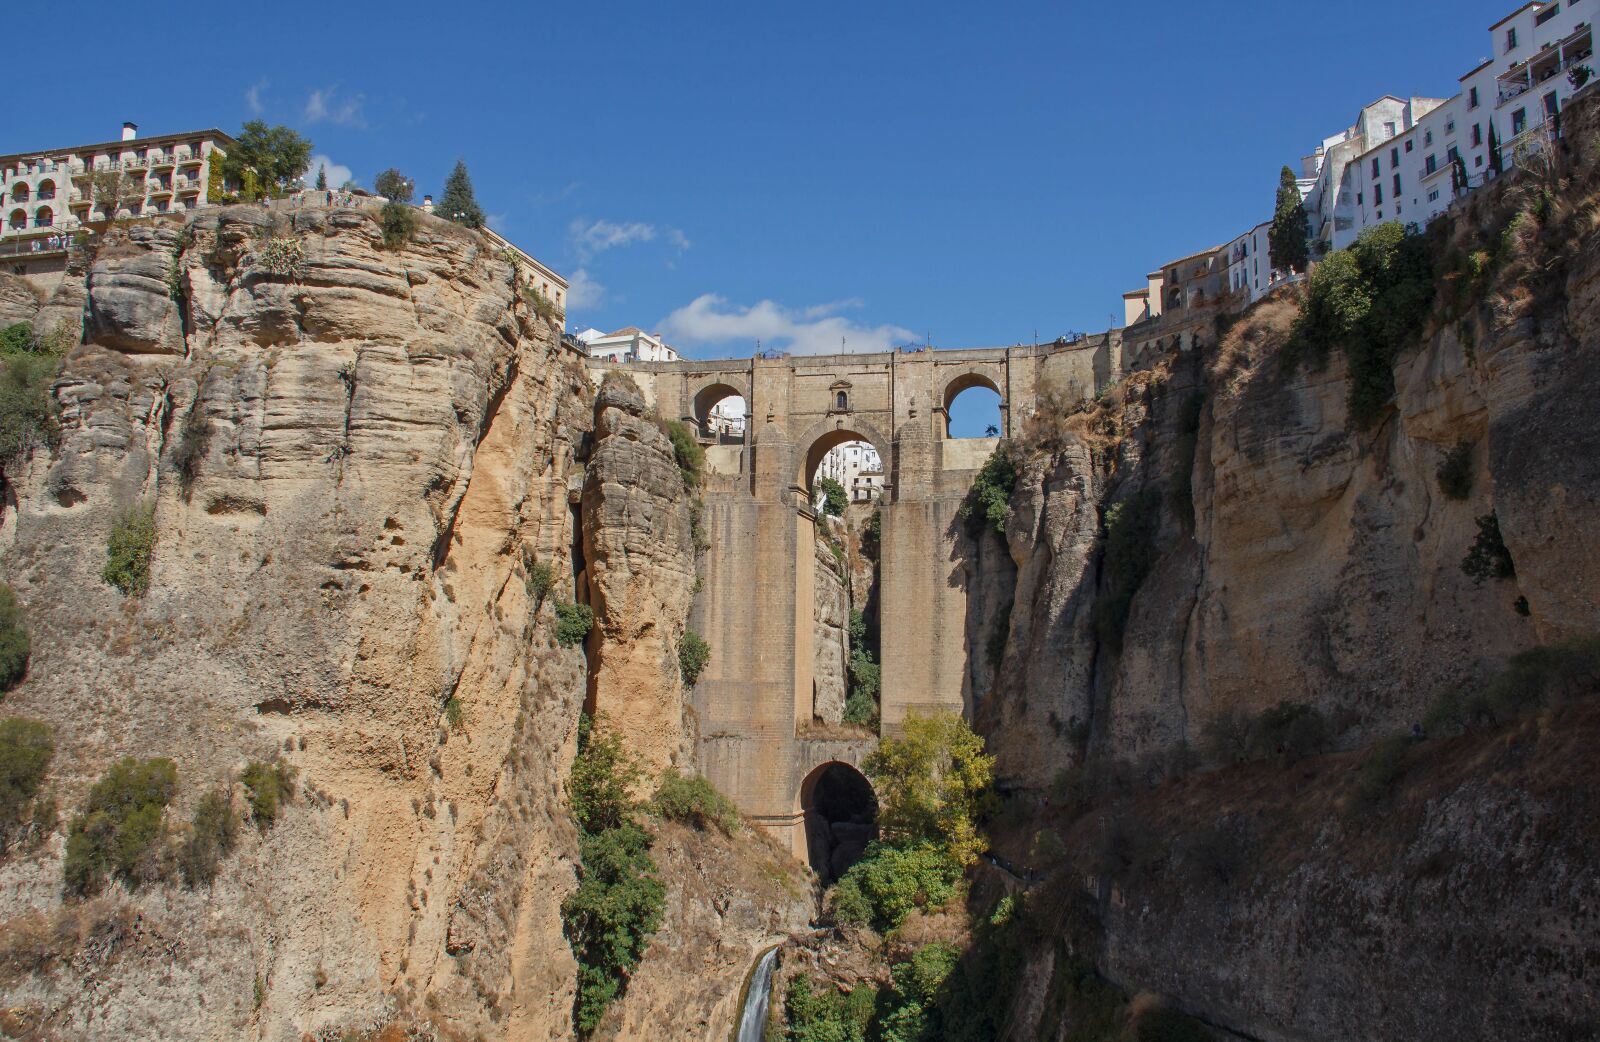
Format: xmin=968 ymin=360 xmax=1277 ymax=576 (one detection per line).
xmin=10 ymin=0 xmax=1513 ymax=371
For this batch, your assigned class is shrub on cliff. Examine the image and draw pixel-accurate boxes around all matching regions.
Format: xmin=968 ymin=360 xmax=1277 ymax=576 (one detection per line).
xmin=373 ymin=168 xmax=413 ymax=203
xmin=0 ymin=325 xmax=62 ymax=473
xmin=784 ymin=972 xmax=875 ymax=1042
xmin=1426 ymin=634 xmax=1600 ymax=732
xmin=1246 ymin=701 xmax=1330 ymax=763
xmin=818 ymin=477 xmax=848 ymax=517
xmin=240 ymin=760 xmax=295 ymax=831
xmin=1461 ymin=513 xmax=1516 ymax=584
xmin=523 ymin=552 xmax=555 ymax=612
xmin=0 ymin=585 xmax=29 ymax=694
xmin=555 ymin=602 xmax=595 ymax=648
xmin=379 ymin=201 xmax=417 ymax=250
xmin=177 ymin=787 xmax=238 ymax=888
xmin=650 ymin=772 xmax=739 ymax=834
xmin=0 ymin=718 xmax=53 ymax=851
xmin=102 ymin=503 xmax=156 ymax=597
xmin=865 ymin=711 xmax=995 ymax=867
xmin=171 ymin=398 xmax=211 ymax=501
xmin=63 ymin=757 xmax=178 ymax=897
xmin=829 ymin=841 xmax=963 ymax=932
xmin=220 ymin=121 xmax=312 ymax=199
xmin=663 ymin=420 xmax=703 ymax=488
xmin=566 ymin=715 xmax=644 ymax=835
xmin=960 ymin=445 xmax=1016 ymax=536
xmin=678 ymin=629 xmax=710 ymax=684
xmin=1437 ymin=440 xmax=1474 ymax=501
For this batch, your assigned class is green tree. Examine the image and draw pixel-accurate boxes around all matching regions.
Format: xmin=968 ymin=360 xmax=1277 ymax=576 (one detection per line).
xmin=89 ymin=169 xmax=140 ymax=219
xmin=314 ymin=165 xmax=328 ymax=191
xmin=1489 ymin=123 xmax=1504 ymax=175
xmin=678 ymin=630 xmax=711 ymax=685
xmin=864 ymin=711 xmax=995 ymax=866
xmin=0 ymin=718 xmax=53 ymax=846
xmin=567 ymin=715 xmax=645 ymax=834
xmin=960 ymin=445 xmax=1016 ymax=536
xmin=221 ymin=121 xmax=313 ymax=200
xmin=1269 ymin=165 xmax=1310 ymax=275
xmin=818 ymin=477 xmax=848 ymax=517
xmin=374 ymin=168 xmax=413 ymax=203
xmin=0 ymin=584 xmax=29 ymax=693
xmin=438 ymin=160 xmax=485 ymax=228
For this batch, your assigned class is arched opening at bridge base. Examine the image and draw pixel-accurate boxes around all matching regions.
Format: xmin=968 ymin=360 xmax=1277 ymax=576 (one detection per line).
xmin=799 ymin=761 xmax=878 ymax=883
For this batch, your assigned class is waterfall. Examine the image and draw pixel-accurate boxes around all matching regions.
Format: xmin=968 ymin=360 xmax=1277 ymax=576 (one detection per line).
xmin=735 ymin=947 xmax=780 ymax=1042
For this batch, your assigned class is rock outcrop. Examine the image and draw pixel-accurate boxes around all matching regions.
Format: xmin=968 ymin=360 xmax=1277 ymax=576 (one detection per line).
xmin=0 ymin=203 xmax=598 ymax=1040
xmin=580 ymin=374 xmax=697 ymax=776
xmin=813 ymin=537 xmax=849 ymax=724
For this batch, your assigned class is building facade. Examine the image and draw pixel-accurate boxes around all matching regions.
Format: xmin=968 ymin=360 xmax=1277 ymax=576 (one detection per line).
xmin=2 ymin=123 xmax=233 ymax=265
xmin=577 ymin=326 xmax=682 ymax=363
xmin=814 ymin=441 xmax=883 ymax=508
xmin=479 ymin=225 xmax=569 ymax=324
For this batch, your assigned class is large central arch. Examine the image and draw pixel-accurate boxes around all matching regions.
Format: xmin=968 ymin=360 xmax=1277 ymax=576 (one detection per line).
xmin=791 ymin=416 xmax=894 ymax=496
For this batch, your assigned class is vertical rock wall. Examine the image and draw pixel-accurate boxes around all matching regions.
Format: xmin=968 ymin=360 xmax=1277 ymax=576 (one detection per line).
xmin=812 ymin=537 xmax=849 ymax=724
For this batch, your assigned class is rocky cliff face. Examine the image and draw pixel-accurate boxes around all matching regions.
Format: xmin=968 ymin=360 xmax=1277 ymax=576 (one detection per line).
xmin=813 ymin=537 xmax=849 ymax=724
xmin=580 ymin=375 xmax=697 ymax=776
xmin=0 ymin=202 xmax=713 ymax=1042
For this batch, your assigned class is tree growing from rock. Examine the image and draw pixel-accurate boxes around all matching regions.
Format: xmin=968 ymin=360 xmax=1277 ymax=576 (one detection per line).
xmin=374 ymin=168 xmax=413 ymax=203
xmin=221 ymin=121 xmax=313 ymax=200
xmin=1269 ymin=165 xmax=1310 ymax=275
xmin=864 ymin=710 xmax=996 ymax=866
xmin=438 ymin=160 xmax=485 ymax=228
xmin=89 ymin=169 xmax=139 ymax=219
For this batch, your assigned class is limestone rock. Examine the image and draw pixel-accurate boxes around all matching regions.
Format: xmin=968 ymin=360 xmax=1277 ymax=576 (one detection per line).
xmin=813 ymin=536 xmax=849 ymax=723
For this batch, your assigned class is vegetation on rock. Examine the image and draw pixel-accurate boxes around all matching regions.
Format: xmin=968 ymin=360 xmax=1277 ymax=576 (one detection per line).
xmin=865 ymin=711 xmax=995 ymax=868
xmin=379 ymin=201 xmax=417 ymax=250
xmin=829 ymin=841 xmax=963 ymax=932
xmin=438 ymin=160 xmax=486 ymax=228
xmin=523 ymin=552 xmax=555 ymax=612
xmin=650 ymin=772 xmax=740 ymax=834
xmin=240 ymin=760 xmax=295 ymax=831
xmin=664 ymin=420 xmax=704 ymax=488
xmin=220 ymin=121 xmax=313 ymax=200
xmin=0 ymin=321 xmax=65 ymax=475
xmin=561 ymin=716 xmax=665 ymax=1036
xmin=63 ymin=757 xmax=178 ymax=897
xmin=818 ymin=477 xmax=848 ymax=517
xmin=177 ymin=788 xmax=238 ymax=888
xmin=373 ymin=168 xmax=413 ymax=203
xmin=1426 ymin=634 xmax=1600 ymax=732
xmin=783 ymin=972 xmax=876 ymax=1042
xmin=845 ymin=608 xmax=880 ymax=726
xmin=0 ymin=585 xmax=30 ymax=694
xmin=960 ymin=444 xmax=1016 ymax=535
xmin=1461 ymin=512 xmax=1516 ymax=583
xmin=555 ymin=602 xmax=595 ymax=648
xmin=1269 ymin=164 xmax=1310 ymax=274
xmin=0 ymin=718 xmax=53 ymax=851
xmin=678 ymin=629 xmax=711 ymax=685
xmin=102 ymin=503 xmax=156 ymax=597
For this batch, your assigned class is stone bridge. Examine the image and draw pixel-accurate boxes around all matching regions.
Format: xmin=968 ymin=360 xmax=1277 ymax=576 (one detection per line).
xmin=588 ymin=335 xmax=1124 ymax=866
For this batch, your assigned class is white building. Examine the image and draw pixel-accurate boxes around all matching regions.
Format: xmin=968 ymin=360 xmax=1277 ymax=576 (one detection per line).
xmin=1305 ymin=96 xmax=1448 ymax=253
xmin=479 ymin=225 xmax=568 ymax=325
xmin=2 ymin=122 xmax=233 ymax=268
xmin=578 ymin=326 xmax=681 ymax=363
xmin=1225 ymin=221 xmax=1279 ymax=302
xmin=1338 ymin=1 xmax=1593 ymax=249
xmin=814 ymin=442 xmax=883 ymax=508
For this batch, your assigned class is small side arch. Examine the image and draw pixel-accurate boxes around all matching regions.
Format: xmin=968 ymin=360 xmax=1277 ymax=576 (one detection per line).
xmin=798 ymin=761 xmax=878 ymax=881
xmin=940 ymin=369 xmax=1005 ymax=439
xmin=690 ymin=379 xmax=750 ymax=444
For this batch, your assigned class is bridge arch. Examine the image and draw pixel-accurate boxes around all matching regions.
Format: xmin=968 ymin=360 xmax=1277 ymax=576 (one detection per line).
xmin=798 ymin=760 xmax=878 ymax=882
xmin=939 ymin=367 xmax=1006 ymax=439
xmin=792 ymin=415 xmax=893 ymax=496
xmin=690 ymin=379 xmax=750 ymax=444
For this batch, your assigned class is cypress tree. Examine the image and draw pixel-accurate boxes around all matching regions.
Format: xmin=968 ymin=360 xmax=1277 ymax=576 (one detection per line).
xmin=439 ymin=160 xmax=485 ymax=229
xmin=1489 ymin=123 xmax=1504 ymax=175
xmin=315 ymin=165 xmax=328 ymax=191
xmin=1268 ymin=165 xmax=1310 ymax=275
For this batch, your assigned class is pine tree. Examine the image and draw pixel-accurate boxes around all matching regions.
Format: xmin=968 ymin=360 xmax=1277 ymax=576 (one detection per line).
xmin=1268 ymin=165 xmax=1310 ymax=275
xmin=1489 ymin=123 xmax=1504 ymax=175
xmin=439 ymin=160 xmax=485 ymax=228
xmin=315 ymin=165 xmax=328 ymax=191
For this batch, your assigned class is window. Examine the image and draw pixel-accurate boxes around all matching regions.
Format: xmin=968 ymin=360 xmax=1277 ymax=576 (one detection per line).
xmin=1545 ymin=92 xmax=1560 ymax=118
xmin=1371 ymin=157 xmax=1381 ymax=178
xmin=835 ymin=391 xmax=849 ymax=411
xmin=1513 ymin=107 xmax=1528 ymax=134
xmin=1472 ymin=123 xmax=1483 ymax=146
xmin=1384 ymin=121 xmax=1397 ymax=136
xmin=1425 ymin=130 xmax=1433 ymax=146
xmin=1357 ymin=192 xmax=1364 ymax=206
xmin=1470 ymin=86 xmax=1481 ymax=109
xmin=1446 ymin=121 xmax=1455 ymax=135
xmin=1476 ymin=154 xmax=1485 ymax=167
xmin=1405 ymin=139 xmax=1414 ymax=152
xmin=1507 ymin=27 xmax=1519 ymax=52
xmin=1536 ymin=4 xmax=1559 ymax=25
xmin=1374 ymin=184 xmax=1384 ymax=205
xmin=1447 ymin=145 xmax=1460 ymax=162
xmin=1428 ymin=189 xmax=1440 ymax=202
xmin=1394 ymin=173 xmax=1403 ymax=195
xmin=1425 ymin=155 xmax=1438 ymax=175
xmin=1391 ymin=147 xmax=1400 ymax=168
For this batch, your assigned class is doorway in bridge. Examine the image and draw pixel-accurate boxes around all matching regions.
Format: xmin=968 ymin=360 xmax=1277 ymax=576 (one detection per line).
xmin=800 ymin=762 xmax=878 ymax=882
xmin=944 ymin=379 xmax=1003 ymax=439
xmin=807 ymin=440 xmax=883 ymax=732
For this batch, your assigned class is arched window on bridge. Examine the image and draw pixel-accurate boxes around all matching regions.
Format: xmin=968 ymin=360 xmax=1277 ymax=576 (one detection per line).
xmin=692 ymin=383 xmax=748 ymax=446
xmin=799 ymin=761 xmax=878 ymax=882
xmin=810 ymin=439 xmax=883 ymax=510
xmin=943 ymin=375 xmax=1003 ymax=439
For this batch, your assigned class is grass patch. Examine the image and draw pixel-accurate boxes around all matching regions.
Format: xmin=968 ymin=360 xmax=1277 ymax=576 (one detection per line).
xmin=239 ymin=760 xmax=295 ymax=831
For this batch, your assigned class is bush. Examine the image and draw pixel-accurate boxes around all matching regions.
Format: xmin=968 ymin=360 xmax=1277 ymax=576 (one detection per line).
xmin=1461 ymin=513 xmax=1515 ymax=583
xmin=0 ymin=336 xmax=62 ymax=472
xmin=177 ymin=787 xmax=238 ymax=888
xmin=866 ymin=711 xmax=995 ymax=867
xmin=960 ymin=445 xmax=1016 ymax=535
xmin=1285 ymin=223 xmax=1434 ymax=428
xmin=678 ymin=629 xmax=710 ymax=685
xmin=102 ymin=503 xmax=156 ymax=597
xmin=530 ymin=287 xmax=560 ymax=323
xmin=1352 ymin=735 xmax=1410 ymax=808
xmin=1437 ymin=441 xmax=1473 ymax=501
xmin=0 ymin=718 xmax=53 ymax=849
xmin=0 ymin=584 xmax=30 ymax=693
xmin=817 ymin=477 xmax=848 ymax=517
xmin=1247 ymin=701 xmax=1330 ymax=763
xmin=239 ymin=760 xmax=295 ymax=831
xmin=875 ymin=942 xmax=961 ymax=1041
xmin=1426 ymin=635 xmax=1600 ymax=731
xmin=1200 ymin=706 xmax=1253 ymax=765
xmin=444 ymin=696 xmax=463 ymax=730
xmin=650 ymin=772 xmax=739 ymax=834
xmin=373 ymin=168 xmax=413 ymax=203
xmin=172 ymin=399 xmax=210 ymax=500
xmin=63 ymin=757 xmax=178 ymax=897
xmin=379 ymin=200 xmax=416 ymax=250
xmin=828 ymin=842 xmax=963 ymax=932
xmin=784 ymin=973 xmax=875 ymax=1042
xmin=524 ymin=554 xmax=555 ymax=611
xmin=567 ymin=715 xmax=645 ymax=835
xmin=0 ymin=323 xmax=30 ymax=354
xmin=1091 ymin=488 xmax=1162 ymax=654
xmin=843 ymin=687 xmax=879 ymax=727
xmin=663 ymin=420 xmax=703 ymax=488
xmin=555 ymin=602 xmax=595 ymax=648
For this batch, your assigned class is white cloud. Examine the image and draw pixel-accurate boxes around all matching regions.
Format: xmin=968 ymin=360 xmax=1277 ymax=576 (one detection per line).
xmin=245 ymin=80 xmax=268 ymax=116
xmin=566 ymin=268 xmax=606 ymax=311
xmin=304 ymin=87 xmax=366 ymax=127
xmin=570 ymin=218 xmax=691 ymax=260
xmin=305 ymin=154 xmax=354 ymax=189
xmin=659 ymin=295 xmax=915 ymax=356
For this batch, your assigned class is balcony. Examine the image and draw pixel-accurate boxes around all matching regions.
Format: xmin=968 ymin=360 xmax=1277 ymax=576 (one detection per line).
xmin=149 ymin=154 xmax=174 ymax=169
xmin=176 ymin=179 xmax=202 ymax=193
xmin=178 ymin=153 xmax=203 ymax=166
xmin=147 ymin=183 xmax=173 ymax=197
xmin=35 ymin=189 xmax=54 ymax=201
